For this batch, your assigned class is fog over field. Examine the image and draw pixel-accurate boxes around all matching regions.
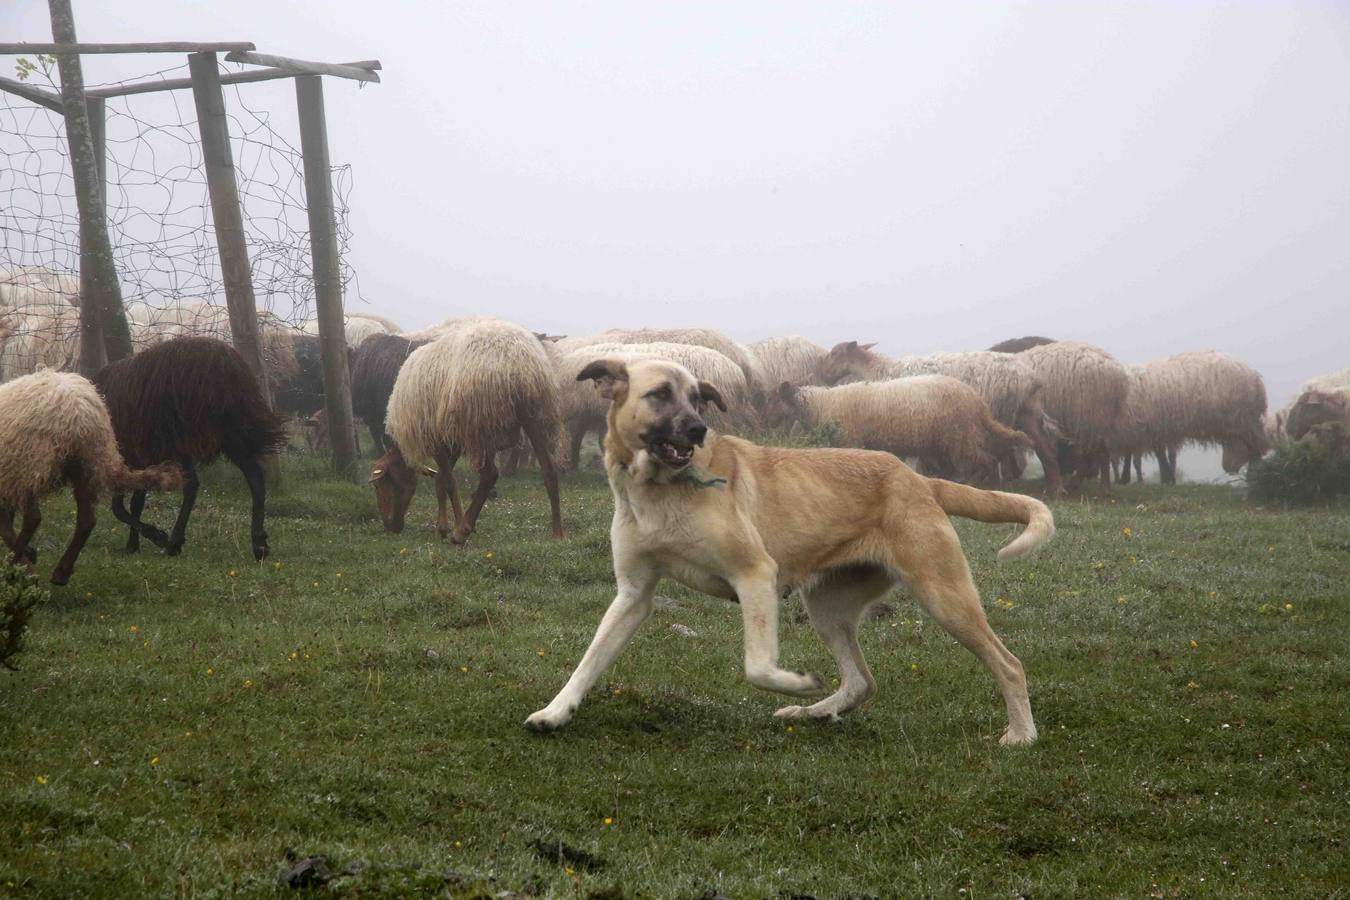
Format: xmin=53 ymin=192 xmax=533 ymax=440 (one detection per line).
xmin=5 ymin=1 xmax=1348 ymax=479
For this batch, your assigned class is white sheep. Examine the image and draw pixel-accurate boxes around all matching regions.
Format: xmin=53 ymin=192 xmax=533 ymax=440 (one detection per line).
xmin=0 ymin=300 xmax=81 ymax=381
xmin=556 ymin=341 xmax=752 ymax=468
xmin=373 ymin=317 xmax=564 ymax=543
xmin=816 ymin=341 xmax=1065 ymax=493
xmin=562 ymin=327 xmax=767 ymax=404
xmin=1113 ymin=351 xmax=1268 ymax=483
xmin=772 ymin=375 xmax=1034 ymax=483
xmin=1019 ymin=341 xmax=1131 ymax=492
xmin=749 ymin=335 xmax=830 ymax=389
xmin=0 ymin=370 xmax=181 ymax=583
xmin=0 ymin=267 xmax=80 ymax=310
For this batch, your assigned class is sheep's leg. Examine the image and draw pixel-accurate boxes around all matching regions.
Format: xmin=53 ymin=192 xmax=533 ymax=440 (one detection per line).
xmin=112 ymin=490 xmax=167 ymax=552
xmin=1166 ymin=446 xmax=1178 ymax=483
xmin=235 ymin=456 xmax=269 ymax=561
xmin=451 ymin=455 xmax=499 ymax=545
xmin=1133 ymin=453 xmax=1143 ymax=482
xmin=166 ymin=464 xmax=199 ymax=556
xmin=500 ymin=445 xmax=522 ymax=477
xmin=12 ymin=497 xmax=41 ymax=566
xmin=432 ymin=447 xmax=462 ymax=539
xmin=1018 ymin=408 xmax=1062 ymax=497
xmin=1117 ymin=454 xmax=1132 ymax=485
xmin=367 ymin=419 xmax=385 ymax=455
xmin=563 ymin=422 xmax=587 ymax=472
xmin=522 ymin=418 xmax=566 ymax=540
xmin=1152 ymin=444 xmax=1173 ymax=485
xmin=0 ymin=506 xmax=17 ymax=552
xmin=1096 ymin=442 xmax=1112 ymax=495
xmin=51 ymin=472 xmax=97 ymax=586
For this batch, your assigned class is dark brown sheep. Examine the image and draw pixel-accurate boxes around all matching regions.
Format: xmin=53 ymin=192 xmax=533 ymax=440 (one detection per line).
xmin=94 ymin=337 xmax=288 ymax=561
xmin=988 ymin=336 xmax=1058 ymax=354
xmin=350 ymin=332 xmax=429 ymax=450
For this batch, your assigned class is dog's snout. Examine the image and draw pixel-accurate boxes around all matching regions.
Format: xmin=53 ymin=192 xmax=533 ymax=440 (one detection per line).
xmin=686 ymin=421 xmax=708 ymax=445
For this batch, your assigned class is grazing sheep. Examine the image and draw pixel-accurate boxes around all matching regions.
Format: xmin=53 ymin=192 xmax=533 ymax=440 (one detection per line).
xmin=816 ymin=342 xmax=1065 ymax=494
xmin=95 ymin=337 xmax=289 ymax=561
xmin=563 ymin=327 xmax=767 ymax=404
xmin=0 ymin=267 xmax=80 ymax=310
xmin=1113 ymin=352 xmax=1268 ymax=484
xmin=350 ymin=332 xmax=430 ymax=449
xmin=1019 ymin=341 xmax=1130 ymax=492
xmin=263 ymin=330 xmax=325 ymax=419
xmin=1286 ymin=388 xmax=1350 ymax=441
xmin=373 ymin=318 xmax=564 ymax=543
xmin=555 ymin=341 xmax=752 ymax=468
xmin=0 ymin=370 xmax=181 ymax=584
xmin=987 ymin=336 xmax=1058 ymax=354
xmin=770 ymin=376 xmax=1034 ymax=483
xmin=0 ymin=300 xmax=82 ymax=381
xmin=301 ymin=312 xmax=400 ymax=348
xmin=749 ymin=335 xmax=830 ymax=389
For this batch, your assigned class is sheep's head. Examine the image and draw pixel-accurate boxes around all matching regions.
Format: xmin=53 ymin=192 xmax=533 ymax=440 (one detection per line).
xmin=761 ymin=381 xmax=807 ymax=431
xmin=816 ymin=340 xmax=877 ymax=386
xmin=577 ymin=357 xmax=725 ymax=471
xmin=1286 ymin=389 xmax=1349 ymax=442
xmin=369 ymin=445 xmax=433 ymax=533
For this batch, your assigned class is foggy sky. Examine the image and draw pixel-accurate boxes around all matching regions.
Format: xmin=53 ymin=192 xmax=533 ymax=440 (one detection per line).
xmin=5 ymin=2 xmax=1348 ymax=464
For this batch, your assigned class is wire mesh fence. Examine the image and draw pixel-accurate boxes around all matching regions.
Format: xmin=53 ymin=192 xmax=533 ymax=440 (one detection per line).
xmin=0 ymin=56 xmax=364 ymax=380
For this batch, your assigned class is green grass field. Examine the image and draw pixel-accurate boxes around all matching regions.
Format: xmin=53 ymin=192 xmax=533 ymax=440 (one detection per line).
xmin=2 ymin=450 xmax=1347 ymax=898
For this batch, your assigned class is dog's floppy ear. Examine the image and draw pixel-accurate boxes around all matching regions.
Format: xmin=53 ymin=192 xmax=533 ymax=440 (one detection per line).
xmin=577 ymin=358 xmax=629 ymax=400
xmin=697 ymin=380 xmax=727 ymax=412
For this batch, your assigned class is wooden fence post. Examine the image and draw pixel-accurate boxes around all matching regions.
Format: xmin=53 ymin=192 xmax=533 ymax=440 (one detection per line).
xmin=77 ymin=95 xmax=108 ymax=374
xmin=188 ymin=51 xmax=281 ymax=483
xmin=294 ymin=74 xmax=357 ymax=476
xmin=48 ymin=0 xmax=132 ymax=369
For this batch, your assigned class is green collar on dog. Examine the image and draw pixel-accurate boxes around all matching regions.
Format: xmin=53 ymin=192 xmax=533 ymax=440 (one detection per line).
xmin=670 ymin=466 xmax=728 ymax=489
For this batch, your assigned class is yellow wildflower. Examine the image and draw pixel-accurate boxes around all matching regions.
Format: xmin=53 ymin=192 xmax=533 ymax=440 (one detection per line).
xmin=1189 ymin=640 xmax=1198 ymax=649
xmin=537 ymin=649 xmax=546 ymax=657
xmin=129 ymin=625 xmax=138 ymax=634
xmin=460 ymin=666 xmax=469 ymax=673
xmin=485 ymin=551 xmax=493 ymax=559
xmin=1122 ymin=527 xmax=1132 ymax=537
xmin=603 ymin=816 xmax=613 ymax=826
xmin=244 ymin=679 xmax=253 ymax=688
xmin=150 ymin=756 xmax=160 ymax=765
xmin=206 ymin=667 xmax=214 ymax=676
xmin=36 ymin=775 xmax=48 ymax=785
xmin=1116 ymin=596 xmax=1126 ymax=605
xmin=228 ymin=570 xmax=237 ymax=578
xmin=1284 ymin=603 xmax=1293 ymax=610
xmin=399 ymin=547 xmax=408 ymax=556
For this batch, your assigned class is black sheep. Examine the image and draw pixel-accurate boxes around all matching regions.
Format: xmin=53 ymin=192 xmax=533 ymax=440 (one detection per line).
xmin=349 ymin=333 xmax=428 ymax=450
xmin=95 ymin=337 xmax=288 ymax=560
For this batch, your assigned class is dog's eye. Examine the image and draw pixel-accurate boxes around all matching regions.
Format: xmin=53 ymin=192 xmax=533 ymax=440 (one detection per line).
xmin=645 ymin=385 xmax=672 ymax=402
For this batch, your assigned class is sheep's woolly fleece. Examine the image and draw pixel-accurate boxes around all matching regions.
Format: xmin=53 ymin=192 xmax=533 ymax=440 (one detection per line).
xmin=792 ymin=375 xmax=1031 ymax=476
xmin=563 ymin=327 xmax=767 ymax=401
xmin=385 ymin=317 xmax=562 ymax=467
xmin=0 ymin=370 xmax=159 ymax=508
xmin=0 ymin=300 xmax=81 ymax=381
xmin=1115 ymin=351 xmax=1267 ymax=454
xmin=749 ymin=335 xmax=831 ymax=389
xmin=1018 ymin=341 xmax=1130 ymax=446
xmin=558 ymin=341 xmax=751 ymax=433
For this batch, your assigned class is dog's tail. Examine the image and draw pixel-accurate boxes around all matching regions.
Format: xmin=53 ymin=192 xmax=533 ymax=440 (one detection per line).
xmin=928 ymin=478 xmax=1055 ymax=561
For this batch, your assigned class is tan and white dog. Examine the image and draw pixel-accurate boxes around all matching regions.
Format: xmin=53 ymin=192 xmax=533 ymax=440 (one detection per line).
xmin=526 ymin=357 xmax=1055 ymax=744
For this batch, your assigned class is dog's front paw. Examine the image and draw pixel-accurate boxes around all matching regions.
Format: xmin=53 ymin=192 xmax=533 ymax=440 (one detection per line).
xmin=524 ymin=705 xmax=573 ymax=733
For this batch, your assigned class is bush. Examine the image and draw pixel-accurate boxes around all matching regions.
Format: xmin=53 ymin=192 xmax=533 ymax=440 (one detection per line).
xmin=1248 ymin=425 xmax=1350 ymax=506
xmin=1 ymin=556 xmax=48 ymax=670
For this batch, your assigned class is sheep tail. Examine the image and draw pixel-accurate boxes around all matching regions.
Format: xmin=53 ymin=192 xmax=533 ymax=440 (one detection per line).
xmin=112 ymin=460 xmax=186 ymax=494
xmin=927 ymin=478 xmax=1055 ymax=561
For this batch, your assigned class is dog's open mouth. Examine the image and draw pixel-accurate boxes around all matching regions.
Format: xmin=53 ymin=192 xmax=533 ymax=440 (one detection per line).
xmin=649 ymin=440 xmax=695 ymax=469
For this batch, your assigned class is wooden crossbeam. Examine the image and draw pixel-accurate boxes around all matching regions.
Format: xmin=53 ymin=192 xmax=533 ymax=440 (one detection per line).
xmin=0 ymin=41 xmax=256 ymax=55
xmin=224 ymin=50 xmax=380 ymax=83
xmin=0 ymin=74 xmax=63 ymax=111
xmin=85 ymin=61 xmax=383 ymax=98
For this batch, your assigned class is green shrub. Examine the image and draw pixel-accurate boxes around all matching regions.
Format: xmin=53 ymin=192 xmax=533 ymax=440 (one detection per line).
xmin=1248 ymin=425 xmax=1350 ymax=506
xmin=1 ymin=556 xmax=48 ymax=670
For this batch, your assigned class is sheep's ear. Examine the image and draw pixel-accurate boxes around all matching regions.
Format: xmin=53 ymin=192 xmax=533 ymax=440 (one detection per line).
xmin=577 ymin=358 xmax=628 ymax=400
xmin=697 ymin=380 xmax=727 ymax=412
xmin=368 ymin=467 xmax=385 ymax=484
xmin=860 ymin=342 xmax=877 ymax=350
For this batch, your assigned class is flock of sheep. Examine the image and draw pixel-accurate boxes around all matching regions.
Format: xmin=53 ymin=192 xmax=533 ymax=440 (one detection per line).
xmin=1 ymin=263 xmax=1347 ymax=587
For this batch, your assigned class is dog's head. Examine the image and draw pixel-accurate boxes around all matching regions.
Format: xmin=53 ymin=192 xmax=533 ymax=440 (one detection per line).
xmin=578 ymin=357 xmax=726 ymax=471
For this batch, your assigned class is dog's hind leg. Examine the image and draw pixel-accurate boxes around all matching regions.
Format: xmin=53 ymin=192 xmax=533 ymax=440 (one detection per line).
xmin=775 ymin=568 xmax=890 ymax=722
xmin=898 ymin=520 xmax=1037 ymax=746
xmin=525 ymin=562 xmax=658 ymax=732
